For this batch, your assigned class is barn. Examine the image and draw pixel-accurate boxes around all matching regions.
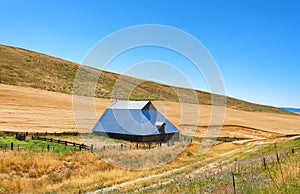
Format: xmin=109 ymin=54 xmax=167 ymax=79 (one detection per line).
xmin=92 ymin=100 xmax=180 ymax=142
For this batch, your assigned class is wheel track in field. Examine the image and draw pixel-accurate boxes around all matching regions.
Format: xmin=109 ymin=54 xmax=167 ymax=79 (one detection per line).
xmin=90 ymin=143 xmax=257 ymax=193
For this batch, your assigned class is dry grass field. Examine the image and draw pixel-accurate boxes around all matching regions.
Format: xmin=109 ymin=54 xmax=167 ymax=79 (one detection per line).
xmin=0 ymin=83 xmax=299 ymax=193
xmin=1 ymin=83 xmax=299 ymax=139
xmin=1 ymin=73 xmax=300 ymax=194
xmin=0 ymin=139 xmax=235 ymax=193
xmin=0 ymin=44 xmax=294 ymax=115
xmin=0 ymin=83 xmax=109 ymax=133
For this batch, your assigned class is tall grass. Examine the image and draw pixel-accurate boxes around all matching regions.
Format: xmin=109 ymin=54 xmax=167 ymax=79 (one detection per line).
xmin=0 ymin=151 xmax=114 ymax=193
xmin=0 ymin=142 xmax=201 ymax=193
xmin=141 ymin=141 xmax=300 ymax=193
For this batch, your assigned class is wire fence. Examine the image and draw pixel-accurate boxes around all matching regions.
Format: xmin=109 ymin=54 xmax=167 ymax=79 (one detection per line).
xmin=151 ymin=144 xmax=300 ymax=193
xmin=0 ymin=134 xmax=93 ymax=152
xmin=0 ymin=132 xmax=192 ymax=153
xmin=31 ymin=135 xmax=93 ymax=151
xmin=0 ymin=141 xmax=81 ymax=152
xmin=1 ymin=131 xmax=92 ymax=136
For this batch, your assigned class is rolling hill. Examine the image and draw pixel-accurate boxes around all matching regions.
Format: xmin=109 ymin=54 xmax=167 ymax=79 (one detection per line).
xmin=0 ymin=44 xmax=294 ymax=115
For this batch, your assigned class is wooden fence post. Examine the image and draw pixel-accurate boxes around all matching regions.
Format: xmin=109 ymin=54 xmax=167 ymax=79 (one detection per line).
xmin=263 ymin=158 xmax=267 ymax=170
xmin=275 ymin=143 xmax=285 ymax=184
xmin=274 ymin=142 xmax=280 ymax=164
xmin=232 ymin=172 xmax=236 ymax=194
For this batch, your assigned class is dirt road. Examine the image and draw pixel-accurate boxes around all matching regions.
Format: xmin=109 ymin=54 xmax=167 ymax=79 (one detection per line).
xmin=90 ymin=142 xmax=261 ymax=193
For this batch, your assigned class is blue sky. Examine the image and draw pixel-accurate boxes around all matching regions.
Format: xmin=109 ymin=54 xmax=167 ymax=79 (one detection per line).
xmin=1 ymin=0 xmax=299 ymax=108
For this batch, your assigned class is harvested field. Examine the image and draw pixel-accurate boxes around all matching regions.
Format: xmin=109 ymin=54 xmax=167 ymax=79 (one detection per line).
xmin=1 ymin=83 xmax=299 ymax=139
xmin=153 ymin=101 xmax=300 ymax=138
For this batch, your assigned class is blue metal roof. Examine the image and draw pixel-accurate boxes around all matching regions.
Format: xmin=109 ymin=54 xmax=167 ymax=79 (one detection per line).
xmin=92 ymin=109 xmax=179 ymax=136
xmin=108 ymin=100 xmax=150 ymax=109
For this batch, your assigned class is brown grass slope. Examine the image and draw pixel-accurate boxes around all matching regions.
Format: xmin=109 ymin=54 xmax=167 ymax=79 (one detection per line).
xmin=0 ymin=44 xmax=294 ymax=115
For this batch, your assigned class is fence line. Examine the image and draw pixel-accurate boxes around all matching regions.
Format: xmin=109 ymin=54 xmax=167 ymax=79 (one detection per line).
xmin=31 ymin=135 xmax=93 ymax=151
xmin=176 ymin=144 xmax=300 ymax=193
xmin=0 ymin=131 xmax=92 ymax=136
xmin=0 ymin=141 xmax=78 ymax=152
xmin=0 ymin=139 xmax=183 ymax=153
xmin=0 ymin=134 xmax=191 ymax=153
xmin=0 ymin=137 xmax=93 ymax=152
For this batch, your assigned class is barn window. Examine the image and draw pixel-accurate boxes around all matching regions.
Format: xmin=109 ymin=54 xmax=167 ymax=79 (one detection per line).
xmin=155 ymin=122 xmax=165 ymax=133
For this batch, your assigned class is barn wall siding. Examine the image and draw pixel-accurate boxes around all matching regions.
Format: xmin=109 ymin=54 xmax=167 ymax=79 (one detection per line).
xmin=93 ymin=131 xmax=179 ymax=142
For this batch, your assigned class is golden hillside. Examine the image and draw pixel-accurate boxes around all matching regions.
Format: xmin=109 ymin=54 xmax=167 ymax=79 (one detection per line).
xmin=0 ymin=44 xmax=294 ymax=115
